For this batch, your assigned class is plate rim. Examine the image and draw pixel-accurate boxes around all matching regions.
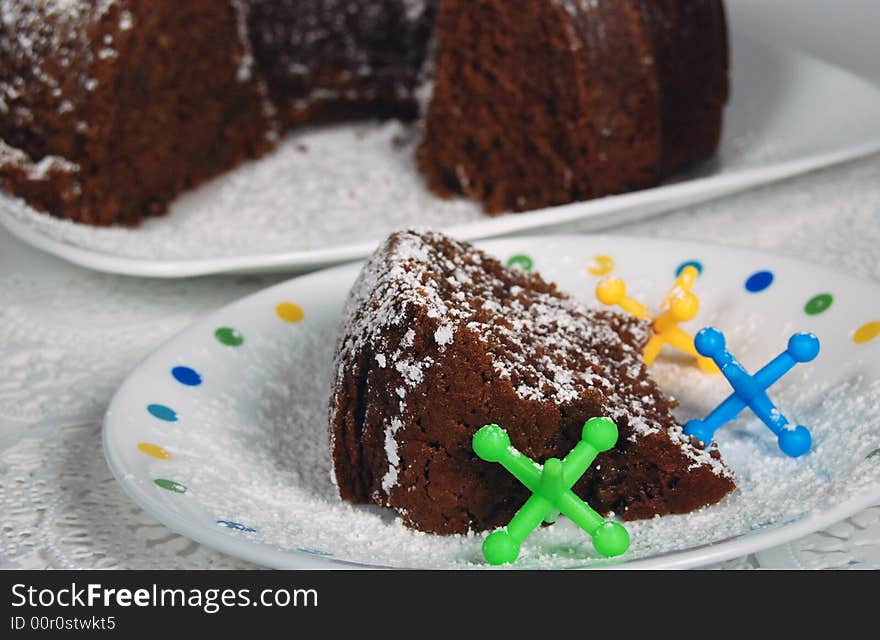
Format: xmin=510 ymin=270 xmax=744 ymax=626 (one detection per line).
xmin=101 ymin=233 xmax=880 ymax=570
xmin=5 ymin=33 xmax=880 ymax=278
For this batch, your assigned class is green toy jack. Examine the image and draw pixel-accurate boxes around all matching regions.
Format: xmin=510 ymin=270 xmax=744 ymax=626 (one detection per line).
xmin=472 ymin=417 xmax=630 ymax=565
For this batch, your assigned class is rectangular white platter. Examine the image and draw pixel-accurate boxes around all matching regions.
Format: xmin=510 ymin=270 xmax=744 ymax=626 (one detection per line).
xmin=2 ymin=32 xmax=880 ymax=278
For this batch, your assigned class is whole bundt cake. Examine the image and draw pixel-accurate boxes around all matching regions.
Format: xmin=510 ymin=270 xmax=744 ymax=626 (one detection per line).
xmin=0 ymin=0 xmax=727 ymax=226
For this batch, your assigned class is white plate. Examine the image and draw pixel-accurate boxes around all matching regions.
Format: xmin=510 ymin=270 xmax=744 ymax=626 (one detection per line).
xmin=102 ymin=234 xmax=880 ymax=569
xmin=5 ymin=34 xmax=880 ymax=278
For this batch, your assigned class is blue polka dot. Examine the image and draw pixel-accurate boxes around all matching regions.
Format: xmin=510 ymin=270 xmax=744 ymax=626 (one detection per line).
xmin=172 ymin=366 xmax=202 ymax=386
xmin=217 ymin=520 xmax=256 ymax=533
xmin=745 ymin=270 xmax=774 ymax=293
xmin=147 ymin=403 xmax=177 ymax=422
xmin=675 ymin=260 xmax=703 ymax=276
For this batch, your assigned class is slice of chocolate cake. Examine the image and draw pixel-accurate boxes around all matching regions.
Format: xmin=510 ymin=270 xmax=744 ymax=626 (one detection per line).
xmin=329 ymin=229 xmax=735 ymax=534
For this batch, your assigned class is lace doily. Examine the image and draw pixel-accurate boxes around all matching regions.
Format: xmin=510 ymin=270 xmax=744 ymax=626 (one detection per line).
xmin=1 ymin=153 xmax=879 ymax=570
xmin=0 ymin=271 xmax=280 ymax=569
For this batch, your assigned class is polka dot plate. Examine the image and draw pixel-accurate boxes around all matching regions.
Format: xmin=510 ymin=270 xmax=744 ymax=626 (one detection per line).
xmin=102 ymin=235 xmax=880 ymax=569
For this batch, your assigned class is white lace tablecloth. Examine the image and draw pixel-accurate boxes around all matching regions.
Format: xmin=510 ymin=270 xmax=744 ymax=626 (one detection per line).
xmin=1 ymin=153 xmax=879 ymax=571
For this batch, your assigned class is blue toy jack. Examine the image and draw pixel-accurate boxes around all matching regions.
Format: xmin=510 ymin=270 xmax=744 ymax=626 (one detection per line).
xmin=683 ymin=327 xmax=820 ymax=458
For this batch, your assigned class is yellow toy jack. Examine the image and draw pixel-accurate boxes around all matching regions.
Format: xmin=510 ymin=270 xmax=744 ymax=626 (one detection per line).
xmin=595 ymin=266 xmax=718 ymax=373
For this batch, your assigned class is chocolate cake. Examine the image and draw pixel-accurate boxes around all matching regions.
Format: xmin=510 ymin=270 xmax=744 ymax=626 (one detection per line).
xmin=246 ymin=0 xmax=438 ymax=128
xmin=0 ymin=0 xmax=728 ymax=226
xmin=417 ymin=0 xmax=729 ymax=213
xmin=329 ymin=229 xmax=735 ymax=535
xmin=0 ymin=1 xmax=278 ymax=225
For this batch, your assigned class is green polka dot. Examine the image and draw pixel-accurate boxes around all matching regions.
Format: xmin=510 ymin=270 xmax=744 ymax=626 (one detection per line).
xmin=507 ymin=254 xmax=534 ymax=272
xmin=215 ymin=327 xmax=244 ymax=347
xmin=805 ymin=293 xmax=833 ymax=316
xmin=154 ymin=479 xmax=187 ymax=494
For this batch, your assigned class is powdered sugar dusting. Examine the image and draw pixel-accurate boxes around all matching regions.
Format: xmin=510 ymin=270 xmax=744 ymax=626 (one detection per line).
xmin=433 ymin=323 xmax=454 ymax=347
xmin=0 ymin=140 xmax=79 ymax=179
xmin=381 ymin=417 xmax=405 ymax=493
xmin=0 ymin=122 xmax=485 ymax=259
xmin=0 ymin=0 xmax=122 ymax=135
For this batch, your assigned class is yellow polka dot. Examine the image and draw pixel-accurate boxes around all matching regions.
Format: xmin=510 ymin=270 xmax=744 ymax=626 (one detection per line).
xmin=587 ymin=255 xmax=614 ymax=277
xmin=138 ymin=442 xmax=172 ymax=460
xmin=276 ymin=302 xmax=305 ymax=323
xmin=853 ymin=321 xmax=880 ymax=344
